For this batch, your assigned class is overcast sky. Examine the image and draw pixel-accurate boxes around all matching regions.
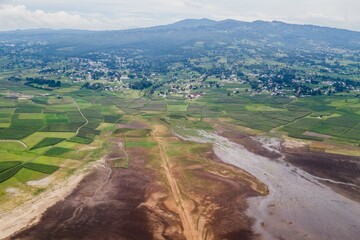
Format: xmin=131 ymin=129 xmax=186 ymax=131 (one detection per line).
xmin=0 ymin=0 xmax=359 ymax=31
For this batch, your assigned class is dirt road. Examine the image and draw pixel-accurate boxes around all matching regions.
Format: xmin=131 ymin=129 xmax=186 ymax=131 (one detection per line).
xmin=7 ymin=123 xmax=267 ymax=240
xmin=152 ymin=125 xmax=200 ymax=240
xmin=190 ymin=130 xmax=360 ymax=240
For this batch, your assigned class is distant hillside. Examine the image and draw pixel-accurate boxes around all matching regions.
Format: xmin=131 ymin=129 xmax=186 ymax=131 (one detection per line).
xmin=1 ymin=19 xmax=359 ymax=55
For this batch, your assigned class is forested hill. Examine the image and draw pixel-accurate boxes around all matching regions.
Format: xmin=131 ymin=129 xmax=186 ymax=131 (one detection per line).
xmin=0 ymin=19 xmax=360 ymax=56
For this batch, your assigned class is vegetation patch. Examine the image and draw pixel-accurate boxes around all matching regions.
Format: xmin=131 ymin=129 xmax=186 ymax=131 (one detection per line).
xmin=15 ymin=106 xmax=43 ymax=113
xmin=112 ymin=158 xmax=129 ymax=168
xmin=281 ymin=126 xmax=323 ymax=141
xmin=103 ymin=115 xmax=122 ymax=123
xmin=67 ymin=136 xmax=93 ymax=144
xmin=82 ymin=109 xmax=103 ymax=119
xmin=167 ymin=104 xmax=188 ymax=112
xmin=18 ymin=113 xmax=44 ymax=120
xmin=343 ymin=128 xmax=360 ymax=141
xmin=125 ymin=141 xmax=157 ymax=148
xmin=31 ymin=138 xmax=66 ymax=150
xmin=40 ymin=123 xmax=80 ymax=132
xmin=0 ymin=165 xmax=23 ymax=183
xmin=32 ymin=97 xmax=48 ymax=105
xmin=113 ymin=128 xmax=151 ymax=137
xmin=23 ymin=162 xmax=59 ymax=174
xmin=67 ymin=111 xmax=87 ymax=122
xmin=44 ymin=113 xmax=69 ymax=124
xmin=310 ymin=123 xmax=350 ymax=137
xmin=11 ymin=120 xmax=44 ymax=129
xmin=286 ymin=118 xmax=321 ymax=129
xmin=246 ymin=104 xmax=286 ymax=112
xmin=323 ymin=114 xmax=359 ymax=128
xmin=0 ymin=127 xmax=38 ymax=139
xmin=77 ymin=126 xmax=101 ymax=139
xmin=0 ymin=161 xmax=22 ymax=173
xmin=44 ymin=147 xmax=73 ymax=157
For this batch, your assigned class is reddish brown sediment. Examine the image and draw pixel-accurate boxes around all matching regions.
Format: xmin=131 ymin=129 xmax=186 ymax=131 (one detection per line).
xmin=8 ymin=124 xmax=268 ymax=240
xmin=8 ymin=120 xmax=358 ymax=240
xmin=151 ymin=125 xmax=267 ymax=240
xmin=0 ymin=164 xmax=91 ymax=240
xmin=210 ymin=120 xmax=282 ymax=159
xmin=282 ymin=146 xmax=360 ymax=202
xmin=8 ymin=147 xmax=170 ymax=240
xmin=213 ymin=120 xmax=360 ymax=203
xmin=192 ymin=129 xmax=360 ymax=240
xmin=218 ymin=129 xmax=282 ymax=159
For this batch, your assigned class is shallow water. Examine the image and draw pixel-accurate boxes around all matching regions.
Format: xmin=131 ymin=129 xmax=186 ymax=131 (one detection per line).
xmin=178 ymin=130 xmax=360 ymax=240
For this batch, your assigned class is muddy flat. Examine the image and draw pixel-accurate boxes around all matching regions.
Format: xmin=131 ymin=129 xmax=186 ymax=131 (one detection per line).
xmin=183 ymin=130 xmax=360 ymax=240
xmin=9 ymin=149 xmax=158 ymax=240
xmin=8 ymin=126 xmax=267 ymax=240
xmin=6 ymin=123 xmax=360 ymax=240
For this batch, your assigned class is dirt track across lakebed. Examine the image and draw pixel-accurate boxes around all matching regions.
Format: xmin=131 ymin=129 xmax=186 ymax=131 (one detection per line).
xmin=9 ymin=121 xmax=358 ymax=240
xmin=9 ymin=125 xmax=267 ymax=240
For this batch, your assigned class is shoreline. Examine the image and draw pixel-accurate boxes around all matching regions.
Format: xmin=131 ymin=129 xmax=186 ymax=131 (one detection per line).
xmin=3 ymin=125 xmax=359 ymax=240
xmin=174 ymin=128 xmax=360 ymax=239
xmin=0 ymin=160 xmax=98 ymax=240
xmin=211 ymin=132 xmax=360 ymax=240
xmin=9 ymin=124 xmax=267 ymax=240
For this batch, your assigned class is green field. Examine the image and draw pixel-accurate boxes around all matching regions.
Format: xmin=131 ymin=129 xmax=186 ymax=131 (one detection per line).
xmin=67 ymin=136 xmax=93 ymax=144
xmin=125 ymin=141 xmax=157 ymax=148
xmin=30 ymin=138 xmax=66 ymax=150
xmin=167 ymin=104 xmax=188 ymax=112
xmin=0 ymin=162 xmax=59 ymax=183
xmin=44 ymin=147 xmax=73 ymax=157
xmin=23 ymin=163 xmax=59 ymax=174
xmin=0 ymin=69 xmax=359 ymax=203
xmin=0 ymin=90 xmax=108 ymax=192
xmin=113 ymin=128 xmax=151 ymax=138
xmin=0 ymin=161 xmax=22 ymax=173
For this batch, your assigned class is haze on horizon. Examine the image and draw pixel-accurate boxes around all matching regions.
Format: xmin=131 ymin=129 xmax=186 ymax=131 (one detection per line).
xmin=0 ymin=0 xmax=359 ymax=32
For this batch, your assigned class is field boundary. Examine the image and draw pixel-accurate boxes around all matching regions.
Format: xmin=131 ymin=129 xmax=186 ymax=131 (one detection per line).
xmin=0 ymin=139 xmax=28 ymax=148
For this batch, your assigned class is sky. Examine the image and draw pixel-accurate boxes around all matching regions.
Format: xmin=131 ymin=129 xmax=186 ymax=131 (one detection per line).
xmin=0 ymin=0 xmax=359 ymax=31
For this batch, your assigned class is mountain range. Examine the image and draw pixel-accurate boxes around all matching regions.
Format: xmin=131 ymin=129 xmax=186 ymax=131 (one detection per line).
xmin=1 ymin=18 xmax=359 ymax=55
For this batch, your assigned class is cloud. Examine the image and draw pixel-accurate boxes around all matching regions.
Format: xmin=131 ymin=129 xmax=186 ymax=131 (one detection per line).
xmin=0 ymin=4 xmax=105 ymax=30
xmin=287 ymin=12 xmax=360 ymax=31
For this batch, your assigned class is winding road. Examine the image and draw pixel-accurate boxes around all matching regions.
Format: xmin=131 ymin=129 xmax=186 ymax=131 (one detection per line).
xmin=74 ymin=101 xmax=89 ymax=135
